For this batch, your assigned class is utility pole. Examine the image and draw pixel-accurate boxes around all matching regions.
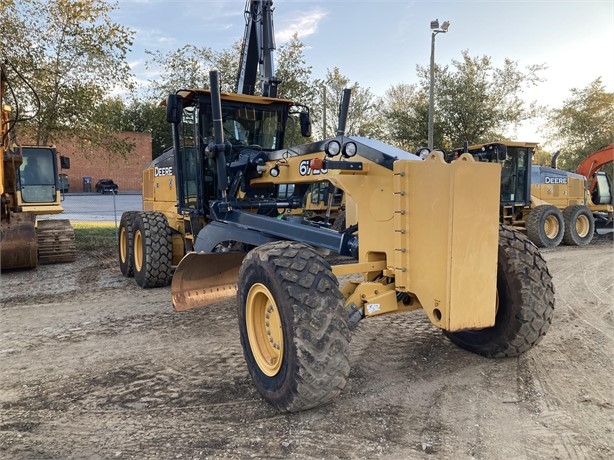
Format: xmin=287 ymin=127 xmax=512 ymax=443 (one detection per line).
xmin=428 ymin=19 xmax=450 ymax=151
xmin=322 ymin=86 xmax=327 ymax=138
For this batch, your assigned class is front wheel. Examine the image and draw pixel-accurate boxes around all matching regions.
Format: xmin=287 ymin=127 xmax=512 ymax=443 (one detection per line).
xmin=444 ymin=226 xmax=555 ymax=357
xmin=237 ymin=241 xmax=351 ymax=412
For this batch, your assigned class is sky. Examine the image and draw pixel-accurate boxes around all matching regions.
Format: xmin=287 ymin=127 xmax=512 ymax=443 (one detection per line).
xmin=111 ymin=0 xmax=614 ymax=144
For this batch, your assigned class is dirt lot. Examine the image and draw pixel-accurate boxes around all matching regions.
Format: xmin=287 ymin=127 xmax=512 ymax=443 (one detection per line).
xmin=1 ymin=235 xmax=613 ymax=459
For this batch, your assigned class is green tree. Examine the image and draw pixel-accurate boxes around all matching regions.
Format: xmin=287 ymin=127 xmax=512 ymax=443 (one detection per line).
xmin=2 ymin=0 xmax=135 ymax=155
xmin=545 ymin=78 xmax=614 ymax=171
xmin=100 ymin=97 xmax=170 ymax=158
xmin=275 ymin=34 xmax=314 ymax=103
xmin=275 ymin=34 xmax=316 ymax=146
xmin=144 ymin=42 xmax=246 ymax=101
xmin=143 ymin=35 xmax=318 ymax=149
xmin=532 ymin=145 xmax=555 ymax=167
xmin=315 ymin=67 xmax=380 ymax=139
xmin=392 ymin=51 xmax=545 ymax=151
xmin=379 ymin=83 xmax=434 ymax=152
xmin=2 ymin=1 xmax=28 ymax=60
xmin=139 ymin=43 xmax=242 ymax=156
xmin=441 ymin=52 xmax=543 ymax=148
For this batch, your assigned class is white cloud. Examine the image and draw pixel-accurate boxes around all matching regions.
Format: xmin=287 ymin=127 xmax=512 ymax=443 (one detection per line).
xmin=275 ymin=9 xmax=327 ymax=42
xmin=132 ymin=26 xmax=179 ymax=50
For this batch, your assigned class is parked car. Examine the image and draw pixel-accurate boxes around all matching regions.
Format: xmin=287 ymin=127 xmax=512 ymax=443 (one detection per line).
xmin=95 ymin=179 xmax=119 ymax=194
xmin=59 ymin=173 xmax=69 ymax=193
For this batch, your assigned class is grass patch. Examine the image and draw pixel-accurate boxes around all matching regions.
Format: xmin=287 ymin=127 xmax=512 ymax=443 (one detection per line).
xmin=72 ymin=221 xmax=118 ymax=250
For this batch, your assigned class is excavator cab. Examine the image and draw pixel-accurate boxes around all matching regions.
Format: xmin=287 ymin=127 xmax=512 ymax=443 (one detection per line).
xmin=18 ymin=147 xmax=63 ymax=209
xmin=593 ymin=171 xmax=613 ymax=205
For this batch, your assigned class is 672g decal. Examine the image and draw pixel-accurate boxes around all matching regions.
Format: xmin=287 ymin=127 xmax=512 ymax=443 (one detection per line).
xmin=299 ymin=159 xmax=328 ymax=176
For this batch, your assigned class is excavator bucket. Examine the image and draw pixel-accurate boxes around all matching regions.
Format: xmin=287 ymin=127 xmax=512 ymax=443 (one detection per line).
xmin=171 ymin=252 xmax=247 ymax=311
xmin=0 ymin=213 xmax=38 ymax=270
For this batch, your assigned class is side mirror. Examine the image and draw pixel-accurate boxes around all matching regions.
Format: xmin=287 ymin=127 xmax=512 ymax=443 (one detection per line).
xmin=300 ymin=111 xmax=312 ymax=138
xmin=60 ymin=156 xmax=70 ymax=170
xmin=166 ymin=94 xmax=183 ymax=124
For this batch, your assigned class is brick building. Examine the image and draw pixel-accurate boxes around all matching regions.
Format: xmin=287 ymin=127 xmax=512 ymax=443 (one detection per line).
xmin=53 ymin=132 xmax=152 ymax=193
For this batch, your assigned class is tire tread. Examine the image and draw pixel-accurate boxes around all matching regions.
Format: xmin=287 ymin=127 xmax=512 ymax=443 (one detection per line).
xmin=133 ymin=212 xmax=172 ymax=288
xmin=238 ymin=241 xmax=350 ymax=412
xmin=445 ymin=226 xmax=555 ymax=358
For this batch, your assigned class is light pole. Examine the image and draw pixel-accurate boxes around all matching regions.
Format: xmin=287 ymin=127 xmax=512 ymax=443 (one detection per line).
xmin=428 ymin=19 xmax=450 ymax=151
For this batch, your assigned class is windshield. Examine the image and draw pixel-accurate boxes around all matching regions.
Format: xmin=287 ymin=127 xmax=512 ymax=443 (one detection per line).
xmin=595 ymin=172 xmax=612 ymax=205
xmin=200 ymin=100 xmax=286 ymax=150
xmin=19 ymin=147 xmax=57 ymax=203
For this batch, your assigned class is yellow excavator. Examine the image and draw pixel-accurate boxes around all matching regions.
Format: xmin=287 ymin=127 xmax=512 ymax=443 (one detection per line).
xmin=1 ymin=61 xmax=75 ymax=269
xmin=118 ymin=1 xmax=556 ymax=412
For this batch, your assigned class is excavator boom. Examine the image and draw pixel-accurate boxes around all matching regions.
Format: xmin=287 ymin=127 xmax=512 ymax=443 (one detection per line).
xmin=236 ymin=0 xmax=280 ymax=97
xmin=576 ymin=143 xmax=614 ymax=192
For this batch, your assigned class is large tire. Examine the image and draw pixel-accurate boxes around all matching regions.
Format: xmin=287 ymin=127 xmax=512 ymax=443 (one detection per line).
xmin=118 ymin=211 xmax=139 ymax=277
xmin=562 ymin=205 xmax=595 ymax=246
xmin=237 ymin=241 xmax=351 ymax=412
xmin=133 ymin=212 xmax=172 ymax=288
xmin=526 ymin=205 xmax=564 ymax=247
xmin=444 ymin=226 xmax=555 ymax=357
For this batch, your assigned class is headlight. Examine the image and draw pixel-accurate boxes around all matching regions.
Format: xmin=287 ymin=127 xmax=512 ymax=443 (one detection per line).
xmin=342 ymin=141 xmax=357 ymax=158
xmin=417 ymin=147 xmax=430 ymax=159
xmin=325 ymin=140 xmax=341 ymax=157
xmin=269 ymin=166 xmax=280 ymax=177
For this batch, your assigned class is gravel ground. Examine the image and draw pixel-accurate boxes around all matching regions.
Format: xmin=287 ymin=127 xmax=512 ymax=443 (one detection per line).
xmin=1 ymin=234 xmax=613 ymax=459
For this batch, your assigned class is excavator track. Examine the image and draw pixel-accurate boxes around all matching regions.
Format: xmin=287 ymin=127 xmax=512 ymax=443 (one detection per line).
xmin=36 ymin=219 xmax=77 ymax=265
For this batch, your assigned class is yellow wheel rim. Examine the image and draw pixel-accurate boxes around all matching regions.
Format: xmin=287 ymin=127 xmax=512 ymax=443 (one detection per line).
xmin=544 ymin=215 xmax=560 ymax=239
xmin=134 ymin=229 xmax=143 ymax=272
xmin=119 ymin=227 xmax=128 ymax=263
xmin=575 ymin=214 xmax=590 ymax=238
xmin=246 ymin=283 xmax=283 ymax=377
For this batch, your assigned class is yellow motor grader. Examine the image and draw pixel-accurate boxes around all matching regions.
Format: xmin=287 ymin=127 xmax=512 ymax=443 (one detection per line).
xmin=118 ymin=69 xmax=555 ymax=411
xmin=454 ymin=141 xmax=611 ymax=247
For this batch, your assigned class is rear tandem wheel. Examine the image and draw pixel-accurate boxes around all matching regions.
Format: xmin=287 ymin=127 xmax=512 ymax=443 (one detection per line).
xmin=132 ymin=211 xmax=172 ymax=288
xmin=562 ymin=205 xmax=595 ymax=246
xmin=118 ymin=211 xmax=139 ymax=277
xmin=444 ymin=226 xmax=555 ymax=357
xmin=525 ymin=204 xmax=564 ymax=248
xmin=237 ymin=241 xmax=351 ymax=412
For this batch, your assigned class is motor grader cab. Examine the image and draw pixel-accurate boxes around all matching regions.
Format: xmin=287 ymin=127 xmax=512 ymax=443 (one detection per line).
xmin=118 ymin=0 xmax=337 ymax=283
xmin=459 ymin=141 xmax=595 ymax=248
xmin=119 ymin=70 xmax=555 ymax=412
xmin=117 ymin=86 xmax=314 ymax=284
xmin=1 ymin=62 xmax=75 ymax=269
